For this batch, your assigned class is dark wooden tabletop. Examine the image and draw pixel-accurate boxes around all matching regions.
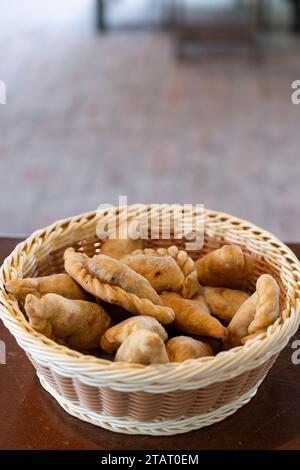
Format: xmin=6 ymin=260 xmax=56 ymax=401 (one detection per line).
xmin=0 ymin=237 xmax=299 ymax=450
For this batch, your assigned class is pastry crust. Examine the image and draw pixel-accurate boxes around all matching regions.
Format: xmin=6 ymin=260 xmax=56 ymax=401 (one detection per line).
xmin=227 ymin=274 xmax=280 ymax=347
xmin=114 ymin=329 xmax=169 ymax=364
xmin=196 ymin=245 xmax=254 ymax=288
xmin=129 ymin=245 xmax=200 ymax=299
xmin=166 ymin=336 xmax=213 ymax=362
xmin=181 ymin=270 xmax=200 ymax=300
xmin=226 ymin=293 xmax=258 ymax=348
xmin=248 ymin=274 xmax=280 ymax=334
xmin=101 ymin=315 xmax=168 ymax=353
xmin=197 ymin=286 xmax=249 ymax=324
xmin=100 ymin=237 xmax=144 ymax=260
xmin=25 ymin=293 xmax=111 ymax=349
xmin=160 ymin=292 xmax=228 ymax=341
xmin=240 ymin=332 xmax=266 ymax=345
xmin=121 ymin=253 xmax=184 ymax=293
xmin=5 ymin=274 xmax=87 ymax=303
xmin=64 ymin=248 xmax=175 ymax=324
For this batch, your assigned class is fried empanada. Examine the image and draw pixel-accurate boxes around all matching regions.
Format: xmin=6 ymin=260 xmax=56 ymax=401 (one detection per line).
xmin=25 ymin=293 xmax=111 ymax=349
xmin=101 ymin=238 xmax=144 ymax=260
xmin=166 ymin=336 xmax=213 ymax=362
xmin=227 ymin=274 xmax=280 ymax=347
xmin=127 ymin=245 xmax=200 ymax=299
xmin=190 ymin=293 xmax=211 ymax=314
xmin=100 ymin=315 xmax=168 ymax=353
xmin=5 ymin=274 xmax=88 ymax=303
xmin=114 ymin=329 xmax=169 ymax=364
xmin=65 ymin=248 xmax=160 ymax=302
xmin=181 ymin=271 xmax=200 ymax=300
xmin=121 ymin=253 xmax=184 ymax=293
xmin=248 ymin=274 xmax=280 ymax=334
xmin=64 ymin=248 xmax=175 ymax=324
xmin=226 ymin=293 xmax=258 ymax=347
xmin=197 ymin=286 xmax=249 ymax=323
xmin=160 ymin=292 xmax=227 ymax=341
xmin=196 ymin=245 xmax=254 ymax=288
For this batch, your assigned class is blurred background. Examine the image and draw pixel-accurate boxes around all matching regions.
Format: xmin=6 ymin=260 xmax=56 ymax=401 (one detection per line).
xmin=0 ymin=0 xmax=299 ymax=239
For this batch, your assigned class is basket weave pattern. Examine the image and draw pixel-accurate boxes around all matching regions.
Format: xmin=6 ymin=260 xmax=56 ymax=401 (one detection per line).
xmin=29 ymin=353 xmax=276 ymax=420
xmin=0 ymin=206 xmax=299 ymax=435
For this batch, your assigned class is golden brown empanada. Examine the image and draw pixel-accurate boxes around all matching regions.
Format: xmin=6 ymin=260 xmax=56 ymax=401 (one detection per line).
xmin=114 ymin=329 xmax=169 ymax=364
xmin=196 ymin=286 xmax=249 ymax=323
xmin=226 ymin=293 xmax=258 ymax=347
xmin=121 ymin=253 xmax=184 ymax=293
xmin=196 ymin=245 xmax=254 ymax=288
xmin=166 ymin=336 xmax=213 ymax=362
xmin=181 ymin=271 xmax=200 ymax=300
xmin=190 ymin=293 xmax=211 ymax=314
xmin=64 ymin=248 xmax=175 ymax=324
xmin=227 ymin=274 xmax=280 ymax=347
xmin=160 ymin=292 xmax=227 ymax=341
xmin=5 ymin=274 xmax=87 ymax=303
xmin=101 ymin=238 xmax=144 ymax=260
xmin=128 ymin=245 xmax=200 ymax=299
xmin=100 ymin=315 xmax=168 ymax=353
xmin=25 ymin=293 xmax=111 ymax=349
xmin=248 ymin=274 xmax=280 ymax=334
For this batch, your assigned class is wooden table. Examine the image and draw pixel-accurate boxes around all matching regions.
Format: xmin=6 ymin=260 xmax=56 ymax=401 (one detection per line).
xmin=0 ymin=237 xmax=299 ymax=450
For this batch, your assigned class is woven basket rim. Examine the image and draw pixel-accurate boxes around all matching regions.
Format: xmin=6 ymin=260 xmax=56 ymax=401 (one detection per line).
xmin=0 ymin=206 xmax=300 ymax=382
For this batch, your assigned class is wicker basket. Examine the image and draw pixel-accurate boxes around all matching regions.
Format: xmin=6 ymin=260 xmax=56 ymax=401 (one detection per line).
xmin=0 ymin=205 xmax=299 ymax=436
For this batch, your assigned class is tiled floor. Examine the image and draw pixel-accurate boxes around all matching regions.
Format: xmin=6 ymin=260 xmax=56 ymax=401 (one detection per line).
xmin=0 ymin=1 xmax=300 ymax=240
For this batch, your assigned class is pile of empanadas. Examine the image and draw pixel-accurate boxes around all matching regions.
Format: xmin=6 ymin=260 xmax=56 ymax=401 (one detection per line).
xmin=5 ymin=239 xmax=280 ymax=365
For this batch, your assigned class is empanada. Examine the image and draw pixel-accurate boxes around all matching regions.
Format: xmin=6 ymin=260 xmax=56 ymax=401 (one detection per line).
xmin=190 ymin=293 xmax=211 ymax=314
xmin=5 ymin=274 xmax=87 ymax=303
xmin=127 ymin=245 xmax=200 ymax=299
xmin=100 ymin=315 xmax=168 ymax=353
xmin=114 ymin=329 xmax=169 ymax=364
xmin=248 ymin=274 xmax=280 ymax=335
xmin=181 ymin=271 xmax=200 ymax=300
xmin=166 ymin=336 xmax=213 ymax=362
xmin=160 ymin=292 xmax=227 ymax=341
xmin=196 ymin=245 xmax=254 ymax=288
xmin=25 ymin=293 xmax=111 ymax=349
xmin=227 ymin=274 xmax=280 ymax=347
xmin=121 ymin=253 xmax=184 ymax=293
xmin=64 ymin=248 xmax=175 ymax=324
xmin=101 ymin=238 xmax=144 ymax=260
xmin=226 ymin=293 xmax=258 ymax=347
xmin=197 ymin=286 xmax=249 ymax=323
